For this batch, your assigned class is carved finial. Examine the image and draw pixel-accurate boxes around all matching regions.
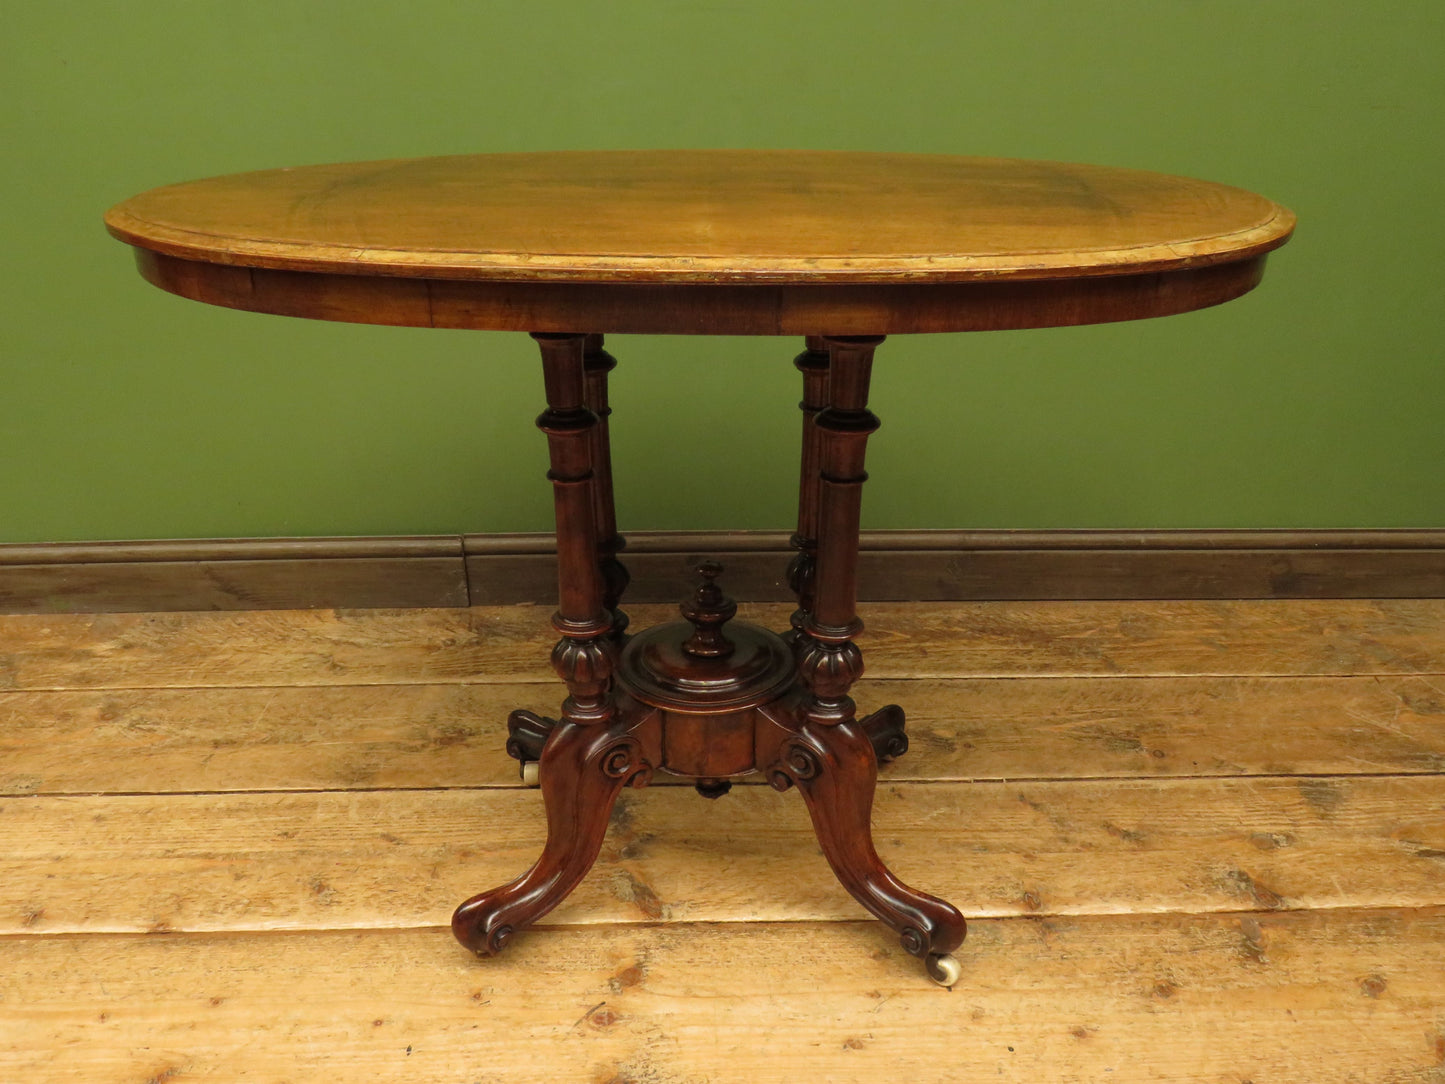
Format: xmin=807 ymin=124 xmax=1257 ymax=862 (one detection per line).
xmin=680 ymin=560 xmax=736 ymax=658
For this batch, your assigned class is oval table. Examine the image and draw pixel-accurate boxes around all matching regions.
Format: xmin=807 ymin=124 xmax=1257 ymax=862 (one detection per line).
xmin=107 ymin=150 xmax=1294 ymax=986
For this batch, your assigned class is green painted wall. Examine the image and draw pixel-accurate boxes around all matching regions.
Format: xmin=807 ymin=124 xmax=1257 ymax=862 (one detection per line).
xmin=2 ymin=1 xmax=1441 ymax=542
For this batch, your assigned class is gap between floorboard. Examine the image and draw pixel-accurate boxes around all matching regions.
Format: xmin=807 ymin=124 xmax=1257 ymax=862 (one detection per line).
xmin=5 ymin=903 xmax=1442 ymax=943
xmin=12 ymin=765 xmax=1443 ymax=800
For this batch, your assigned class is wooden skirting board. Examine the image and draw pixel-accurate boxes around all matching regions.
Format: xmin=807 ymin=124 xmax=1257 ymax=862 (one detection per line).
xmin=0 ymin=529 xmax=1441 ymax=613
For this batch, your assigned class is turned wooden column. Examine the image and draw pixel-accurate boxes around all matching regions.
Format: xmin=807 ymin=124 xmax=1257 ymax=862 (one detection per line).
xmin=582 ymin=334 xmax=629 ymax=638
xmin=532 ymin=332 xmax=614 ymax=726
xmin=798 ymin=335 xmax=884 ymax=728
xmin=787 ymin=336 xmax=831 ymax=638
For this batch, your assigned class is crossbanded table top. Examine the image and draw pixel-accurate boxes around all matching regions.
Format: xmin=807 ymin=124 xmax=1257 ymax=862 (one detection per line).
xmin=105 ymin=150 xmax=1294 ymax=286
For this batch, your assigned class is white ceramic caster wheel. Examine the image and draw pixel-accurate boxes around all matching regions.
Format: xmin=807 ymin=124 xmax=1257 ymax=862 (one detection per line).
xmin=520 ymin=761 xmax=540 ymax=787
xmin=926 ymin=952 xmax=961 ymax=988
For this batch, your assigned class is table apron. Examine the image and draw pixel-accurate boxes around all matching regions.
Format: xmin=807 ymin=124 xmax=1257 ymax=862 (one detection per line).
xmin=135 ymin=249 xmax=1268 ymax=336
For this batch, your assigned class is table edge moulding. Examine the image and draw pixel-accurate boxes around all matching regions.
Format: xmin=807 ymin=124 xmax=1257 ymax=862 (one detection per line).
xmin=105 ymin=149 xmax=1294 ymax=986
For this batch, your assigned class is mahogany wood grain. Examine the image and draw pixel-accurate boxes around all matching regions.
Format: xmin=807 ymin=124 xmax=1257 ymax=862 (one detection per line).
xmin=807 ymin=337 xmax=881 ymax=637
xmin=131 ymin=247 xmax=1273 ymax=335
xmin=451 ymin=714 xmax=656 ymax=955
xmin=786 ymin=337 xmax=830 ymax=635
xmin=798 ymin=337 xmax=883 ymax=732
xmin=532 ymin=333 xmax=616 ymax=734
xmin=581 ymin=334 xmax=629 ymax=637
xmin=759 ymin=710 xmax=966 ymax=960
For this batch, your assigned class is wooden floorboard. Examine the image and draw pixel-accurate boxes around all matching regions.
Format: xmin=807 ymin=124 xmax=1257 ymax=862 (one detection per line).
xmin=1 ymin=598 xmax=1443 ymax=692
xmin=3 ymin=599 xmax=1443 ymax=1081
xmin=3 ymin=911 xmax=1443 ymax=1083
xmin=4 ymin=674 xmax=1445 ymax=796
xmin=3 ymin=776 xmax=1442 ymax=934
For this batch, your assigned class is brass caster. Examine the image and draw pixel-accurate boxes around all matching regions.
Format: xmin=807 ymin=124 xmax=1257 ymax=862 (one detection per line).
xmin=926 ymin=952 xmax=961 ymax=988
xmin=520 ymin=760 xmax=540 ymax=787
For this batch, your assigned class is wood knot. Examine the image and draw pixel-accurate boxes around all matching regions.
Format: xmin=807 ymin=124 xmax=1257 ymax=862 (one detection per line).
xmin=608 ymin=965 xmax=644 ymax=993
xmin=1359 ymin=974 xmax=1388 ymax=998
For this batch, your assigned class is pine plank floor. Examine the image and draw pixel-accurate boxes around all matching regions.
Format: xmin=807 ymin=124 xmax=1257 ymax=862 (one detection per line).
xmin=2 ymin=600 xmax=1444 ymax=1082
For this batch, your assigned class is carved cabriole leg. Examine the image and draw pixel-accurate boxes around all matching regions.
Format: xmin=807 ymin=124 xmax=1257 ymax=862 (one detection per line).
xmin=583 ymin=334 xmax=629 ymax=640
xmin=452 ymin=717 xmax=655 ymax=955
xmin=760 ymin=715 xmax=966 ymax=967
xmin=453 ymin=332 xmax=653 ymax=956
xmin=787 ymin=336 xmax=830 ymax=640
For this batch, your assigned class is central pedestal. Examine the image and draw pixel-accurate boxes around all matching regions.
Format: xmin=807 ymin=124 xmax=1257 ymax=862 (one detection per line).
xmin=615 ymin=562 xmax=796 ymax=783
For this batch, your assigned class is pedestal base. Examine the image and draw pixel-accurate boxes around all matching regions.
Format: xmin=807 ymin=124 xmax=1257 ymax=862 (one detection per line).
xmin=452 ymin=335 xmax=966 ymax=985
xmin=453 ymin=610 xmax=966 ymax=984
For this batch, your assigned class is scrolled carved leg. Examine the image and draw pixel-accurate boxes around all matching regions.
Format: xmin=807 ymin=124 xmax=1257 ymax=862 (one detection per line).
xmin=766 ymin=717 xmax=966 ymax=977
xmin=452 ymin=717 xmax=653 ymax=956
xmin=861 ymin=703 xmax=908 ymax=763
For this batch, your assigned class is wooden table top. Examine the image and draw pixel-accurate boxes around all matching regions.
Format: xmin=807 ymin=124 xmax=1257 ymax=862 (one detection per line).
xmin=106 ymin=150 xmax=1294 ymax=335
